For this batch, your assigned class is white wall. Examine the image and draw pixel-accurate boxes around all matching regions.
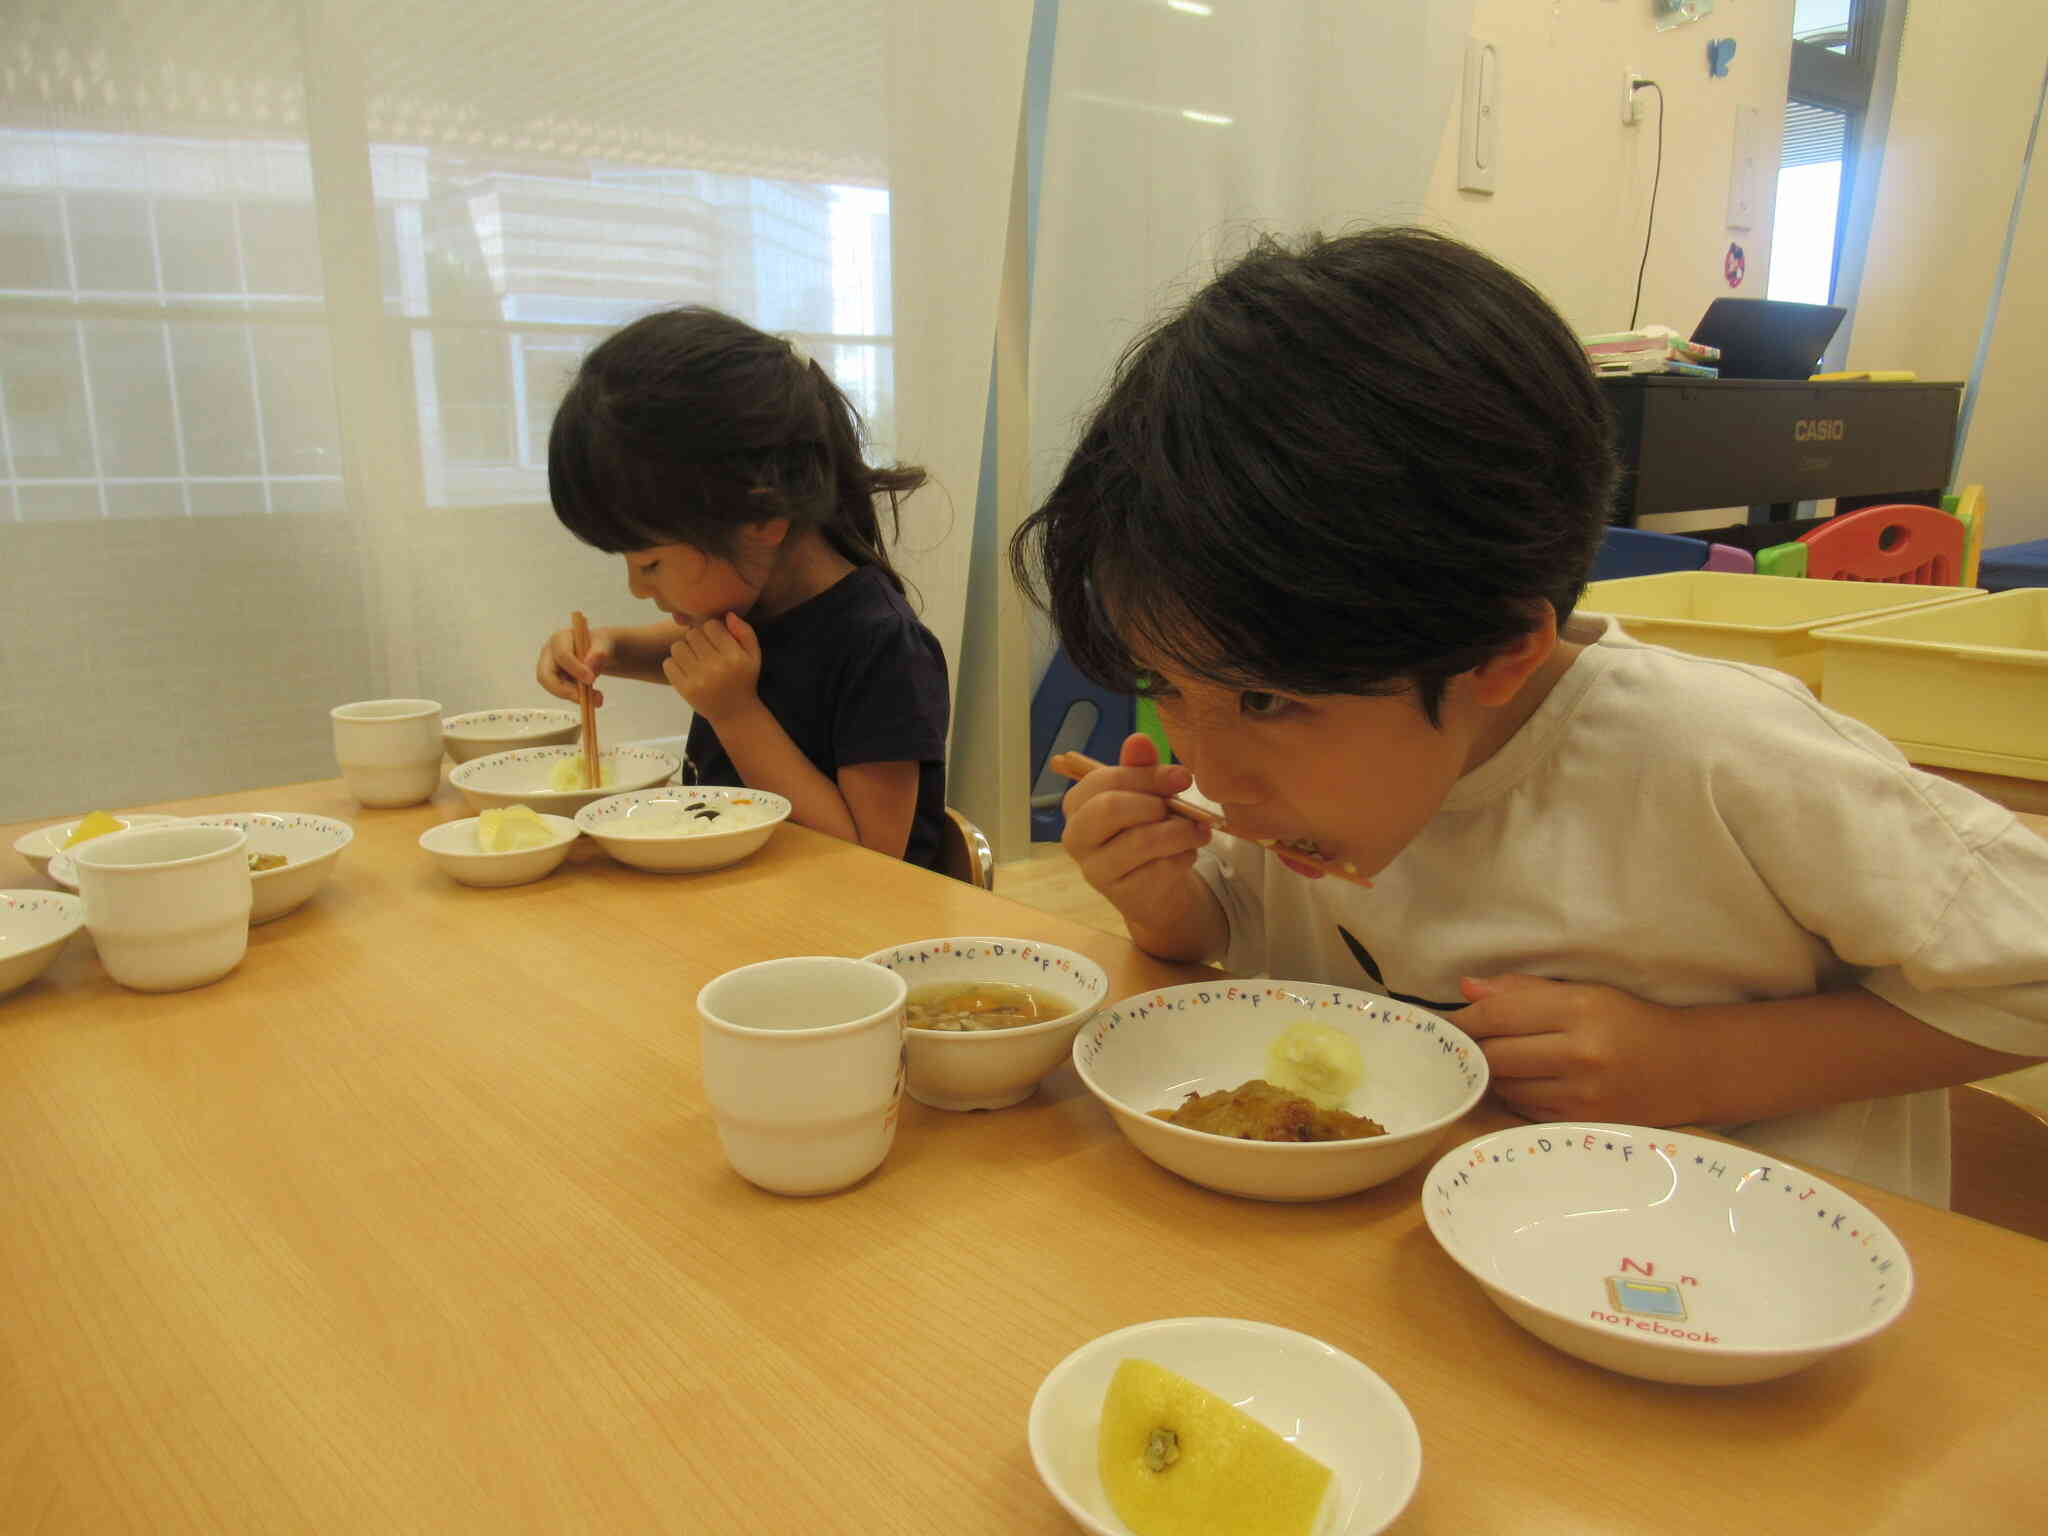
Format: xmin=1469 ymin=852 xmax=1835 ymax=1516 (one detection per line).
xmin=1851 ymin=5 xmax=2048 ymax=544
xmin=1419 ymin=0 xmax=1794 ymax=337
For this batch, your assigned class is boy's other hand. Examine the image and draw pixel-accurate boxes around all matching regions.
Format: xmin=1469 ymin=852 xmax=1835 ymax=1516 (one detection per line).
xmin=537 ymin=625 xmax=615 ymax=707
xmin=1457 ymin=973 xmax=1697 ymax=1126
xmin=663 ymin=611 xmax=764 ymax=723
xmin=1060 ymin=731 xmax=1211 ymax=910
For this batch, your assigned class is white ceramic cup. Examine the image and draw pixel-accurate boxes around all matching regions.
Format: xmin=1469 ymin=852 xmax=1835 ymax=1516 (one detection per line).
xmin=697 ymin=956 xmax=908 ymax=1196
xmin=331 ymin=698 xmax=444 ymax=807
xmin=73 ymin=824 xmax=253 ymax=992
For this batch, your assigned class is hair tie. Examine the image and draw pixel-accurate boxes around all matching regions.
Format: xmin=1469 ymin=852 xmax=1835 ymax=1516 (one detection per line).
xmin=781 ymin=334 xmax=814 ymax=370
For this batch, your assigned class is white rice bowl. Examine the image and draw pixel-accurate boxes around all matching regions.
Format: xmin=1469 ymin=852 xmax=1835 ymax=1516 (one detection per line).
xmin=575 ymin=786 xmax=791 ymax=873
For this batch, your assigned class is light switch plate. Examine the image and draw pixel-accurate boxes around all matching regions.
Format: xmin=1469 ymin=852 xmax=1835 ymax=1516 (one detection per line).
xmin=1727 ymin=103 xmax=1760 ymax=229
xmin=1459 ymin=37 xmax=1500 ymax=194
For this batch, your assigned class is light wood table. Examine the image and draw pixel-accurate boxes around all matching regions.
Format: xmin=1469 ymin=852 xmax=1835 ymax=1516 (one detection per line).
xmin=5 ymin=782 xmax=2047 ymax=1533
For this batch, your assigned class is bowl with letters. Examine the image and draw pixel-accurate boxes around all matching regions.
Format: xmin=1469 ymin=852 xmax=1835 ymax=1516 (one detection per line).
xmin=1422 ymin=1123 xmax=1913 ymax=1385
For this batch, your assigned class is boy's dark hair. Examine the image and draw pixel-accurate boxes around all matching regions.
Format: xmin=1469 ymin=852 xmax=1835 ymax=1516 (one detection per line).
xmin=1009 ymin=226 xmax=1618 ymax=720
xmin=550 ymin=307 xmax=925 ymax=592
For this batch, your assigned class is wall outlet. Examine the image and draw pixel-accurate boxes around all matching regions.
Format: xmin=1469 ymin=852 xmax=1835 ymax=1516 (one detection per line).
xmin=1622 ymin=69 xmax=1646 ymax=125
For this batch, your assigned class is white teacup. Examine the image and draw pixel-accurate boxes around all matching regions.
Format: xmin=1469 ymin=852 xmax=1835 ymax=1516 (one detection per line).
xmin=73 ymin=824 xmax=253 ymax=992
xmin=331 ymin=698 xmax=444 ymax=807
xmin=697 ymin=956 xmax=908 ymax=1196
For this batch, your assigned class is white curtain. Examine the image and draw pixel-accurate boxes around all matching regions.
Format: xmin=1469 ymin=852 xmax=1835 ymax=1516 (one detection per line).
xmin=1025 ymin=0 xmax=1475 ymax=683
xmin=0 ymin=0 xmax=1028 ymax=823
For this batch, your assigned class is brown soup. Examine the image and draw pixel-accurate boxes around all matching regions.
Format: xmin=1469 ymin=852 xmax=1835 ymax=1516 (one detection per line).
xmin=904 ymin=981 xmax=1076 ymax=1032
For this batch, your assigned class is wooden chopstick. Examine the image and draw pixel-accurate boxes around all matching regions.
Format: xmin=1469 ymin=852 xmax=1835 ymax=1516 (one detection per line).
xmin=1048 ymin=751 xmax=1226 ymax=830
xmin=571 ymin=611 xmax=600 ymax=789
xmin=1046 ymin=750 xmax=1373 ymax=887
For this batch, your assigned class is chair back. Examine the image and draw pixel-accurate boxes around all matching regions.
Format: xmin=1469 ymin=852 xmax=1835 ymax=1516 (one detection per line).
xmin=1591 ymin=525 xmax=1712 ymax=582
xmin=1950 ymin=1083 xmax=2048 ymax=1243
xmin=938 ymin=807 xmax=994 ymax=891
xmin=1945 ymin=484 xmax=1987 ymax=588
xmin=1798 ymin=502 xmax=1964 ymax=585
xmin=1028 ymin=646 xmax=1135 ymax=838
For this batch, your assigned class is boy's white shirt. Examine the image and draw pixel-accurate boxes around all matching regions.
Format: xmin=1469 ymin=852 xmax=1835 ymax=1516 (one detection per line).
xmin=1190 ymin=615 xmax=2048 ymax=1207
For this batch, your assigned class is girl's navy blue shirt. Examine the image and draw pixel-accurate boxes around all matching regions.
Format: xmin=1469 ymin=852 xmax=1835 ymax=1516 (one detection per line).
xmin=683 ymin=565 xmax=951 ymax=871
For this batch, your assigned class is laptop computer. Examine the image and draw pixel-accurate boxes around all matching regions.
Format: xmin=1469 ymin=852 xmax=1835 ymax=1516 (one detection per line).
xmin=1689 ymin=298 xmax=1847 ymax=380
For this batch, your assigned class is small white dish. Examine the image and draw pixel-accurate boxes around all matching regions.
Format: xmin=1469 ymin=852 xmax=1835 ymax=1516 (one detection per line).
xmin=576 ymin=786 xmax=792 ymax=874
xmin=1422 ymin=1123 xmax=1914 ymax=1386
xmin=449 ymin=744 xmax=679 ymax=818
xmin=861 ymin=936 xmax=1109 ymax=1110
xmin=179 ymin=812 xmax=354 ymax=924
xmin=1 ymin=889 xmax=87 ymax=999
xmin=1028 ymin=1316 xmax=1422 ymax=1536
xmin=1074 ymin=981 xmax=1488 ymax=1202
xmin=418 ymin=814 xmax=580 ymax=888
xmin=442 ymin=708 xmax=582 ymax=764
xmin=13 ymin=814 xmax=184 ymax=878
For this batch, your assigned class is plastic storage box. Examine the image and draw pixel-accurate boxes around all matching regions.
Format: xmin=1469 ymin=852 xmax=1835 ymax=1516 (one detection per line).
xmin=1815 ymin=589 xmax=2048 ymax=780
xmin=1579 ymin=571 xmax=1981 ymax=689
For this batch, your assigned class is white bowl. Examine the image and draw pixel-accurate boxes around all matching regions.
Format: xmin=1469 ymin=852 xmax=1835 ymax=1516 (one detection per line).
xmin=1422 ymin=1123 xmax=1914 ymax=1386
xmin=442 ymin=708 xmax=582 ymax=764
xmin=860 ymin=937 xmax=1110 ymax=1111
xmin=13 ymin=814 xmax=184 ymax=878
xmin=1 ymin=889 xmax=86 ymax=999
xmin=449 ymin=744 xmax=679 ymax=817
xmin=1074 ymin=981 xmax=1488 ymax=1202
xmin=1028 ymin=1316 xmax=1421 ymax=1536
xmin=418 ymin=814 xmax=580 ymax=888
xmin=179 ymin=812 xmax=354 ymax=924
xmin=576 ymin=786 xmax=792 ymax=874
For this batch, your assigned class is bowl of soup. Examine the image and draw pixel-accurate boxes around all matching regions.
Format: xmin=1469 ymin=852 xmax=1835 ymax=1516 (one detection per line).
xmin=860 ymin=936 xmax=1110 ymax=1111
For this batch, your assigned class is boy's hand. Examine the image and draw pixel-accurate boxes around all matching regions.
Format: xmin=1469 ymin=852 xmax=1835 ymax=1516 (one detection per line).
xmin=1457 ymin=973 xmax=1699 ymax=1126
xmin=663 ymin=611 xmax=763 ymax=723
xmin=537 ymin=625 xmax=615 ymax=707
xmin=1061 ymin=732 xmax=1212 ymax=916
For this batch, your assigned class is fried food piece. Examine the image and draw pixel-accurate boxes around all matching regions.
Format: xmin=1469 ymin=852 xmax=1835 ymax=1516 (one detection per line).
xmin=247 ymin=852 xmax=289 ymax=872
xmin=1148 ymin=1078 xmax=1385 ymax=1142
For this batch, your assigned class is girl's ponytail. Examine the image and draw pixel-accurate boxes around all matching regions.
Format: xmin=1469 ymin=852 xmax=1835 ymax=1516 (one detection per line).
xmin=806 ymin=354 xmax=926 ymax=598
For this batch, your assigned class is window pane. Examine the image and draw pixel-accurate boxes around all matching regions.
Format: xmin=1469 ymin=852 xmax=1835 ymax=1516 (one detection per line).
xmin=170 ymin=325 xmax=263 ymax=476
xmin=156 ymin=198 xmax=243 ymax=296
xmin=1793 ymin=0 xmax=1852 ymax=53
xmin=104 ymin=482 xmax=186 ymax=520
xmin=249 ymin=325 xmax=343 ymax=476
xmin=85 ymin=322 xmax=180 ymax=477
xmin=0 ymin=193 xmax=66 ymax=290
xmin=238 ymin=200 xmax=323 ymax=298
xmin=1770 ymin=101 xmax=1848 ymax=305
xmin=1 ymin=318 xmax=94 ymax=476
xmin=70 ymin=194 xmax=157 ymax=292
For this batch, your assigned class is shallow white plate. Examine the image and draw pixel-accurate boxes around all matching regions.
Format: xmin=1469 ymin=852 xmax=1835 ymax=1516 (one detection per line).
xmin=449 ymin=744 xmax=679 ymax=817
xmin=1075 ymin=981 xmax=1488 ymax=1201
xmin=1 ymin=889 xmax=86 ymax=999
xmin=180 ymin=812 xmax=354 ymax=924
xmin=1028 ymin=1316 xmax=1421 ymax=1536
xmin=1422 ymin=1123 xmax=1914 ymax=1385
xmin=442 ymin=708 xmax=582 ymax=764
xmin=575 ymin=785 xmax=791 ymax=873
xmin=13 ymin=813 xmax=184 ymax=877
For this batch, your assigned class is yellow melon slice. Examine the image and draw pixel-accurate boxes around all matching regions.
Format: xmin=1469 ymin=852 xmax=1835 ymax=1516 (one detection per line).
xmin=1098 ymin=1357 xmax=1332 ymax=1536
xmin=478 ymin=805 xmax=554 ymax=852
xmin=62 ymin=810 xmax=126 ymax=848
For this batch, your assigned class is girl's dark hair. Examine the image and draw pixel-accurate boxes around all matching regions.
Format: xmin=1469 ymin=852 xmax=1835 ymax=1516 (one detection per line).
xmin=549 ymin=307 xmax=925 ymax=592
xmin=1009 ymin=226 xmax=1618 ymax=721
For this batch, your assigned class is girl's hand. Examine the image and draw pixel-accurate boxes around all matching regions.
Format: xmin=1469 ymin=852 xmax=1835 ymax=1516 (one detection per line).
xmin=663 ymin=611 xmax=764 ymax=723
xmin=1060 ymin=732 xmax=1212 ymax=913
xmin=537 ymin=625 xmax=615 ymax=707
xmin=1456 ymin=974 xmax=1697 ymax=1126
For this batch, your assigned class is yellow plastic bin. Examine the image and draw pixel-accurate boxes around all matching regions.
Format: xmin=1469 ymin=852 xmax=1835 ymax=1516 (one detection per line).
xmin=1815 ymin=589 xmax=2048 ymax=780
xmin=1579 ymin=571 xmax=1983 ymax=690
